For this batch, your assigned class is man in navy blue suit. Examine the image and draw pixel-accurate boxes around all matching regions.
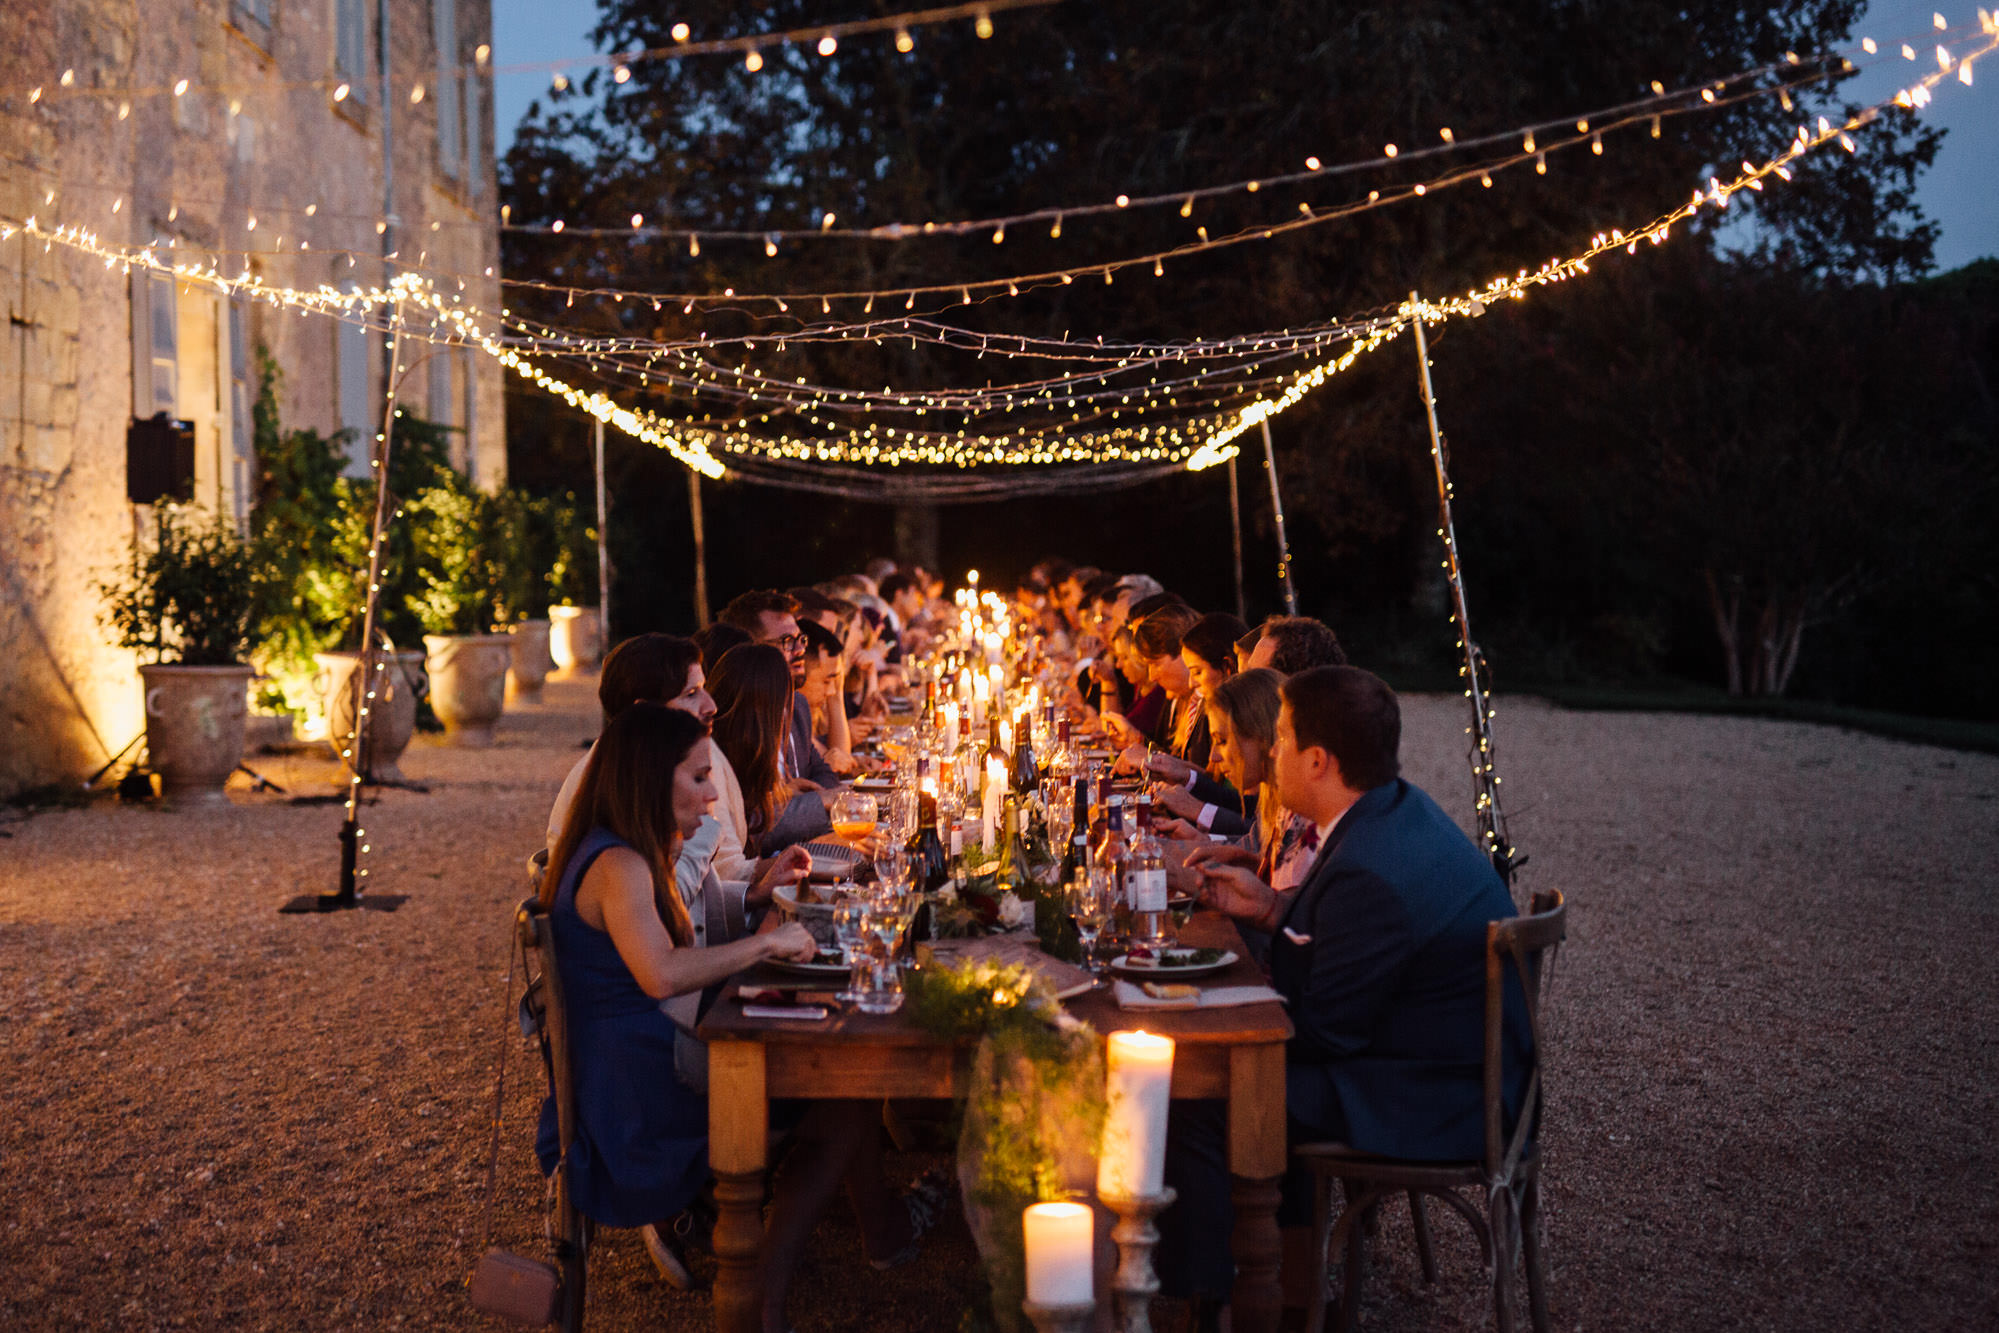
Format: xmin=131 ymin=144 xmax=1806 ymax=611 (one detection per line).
xmin=1157 ymin=665 xmax=1528 ymax=1324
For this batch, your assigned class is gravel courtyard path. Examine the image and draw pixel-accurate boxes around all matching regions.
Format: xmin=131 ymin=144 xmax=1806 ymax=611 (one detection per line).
xmin=3 ymin=677 xmax=1995 ymax=1331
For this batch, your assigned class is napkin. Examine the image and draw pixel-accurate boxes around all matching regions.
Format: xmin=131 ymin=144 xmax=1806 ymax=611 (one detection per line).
xmin=1113 ymin=980 xmax=1285 ymax=1011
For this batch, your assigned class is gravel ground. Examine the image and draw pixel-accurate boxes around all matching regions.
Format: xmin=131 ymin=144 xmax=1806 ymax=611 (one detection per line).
xmin=3 ymin=677 xmax=1996 ymax=1331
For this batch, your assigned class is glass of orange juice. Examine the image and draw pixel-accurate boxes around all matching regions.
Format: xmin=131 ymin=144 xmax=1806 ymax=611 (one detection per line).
xmin=830 ymin=790 xmax=878 ymax=843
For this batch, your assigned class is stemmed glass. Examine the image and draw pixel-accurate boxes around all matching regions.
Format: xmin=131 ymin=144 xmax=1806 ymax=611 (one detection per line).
xmin=830 ymin=790 xmax=878 ymax=844
xmin=832 ymin=893 xmax=869 ymax=1004
xmin=873 ymin=846 xmax=911 ymax=897
xmin=855 ymin=897 xmax=908 ymax=1015
xmin=1045 ymin=788 xmax=1075 ymax=854
xmin=1068 ymin=871 xmax=1112 ymax=975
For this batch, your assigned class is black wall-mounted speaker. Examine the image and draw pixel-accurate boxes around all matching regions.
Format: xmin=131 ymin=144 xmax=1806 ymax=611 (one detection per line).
xmin=127 ymin=413 xmax=195 ymax=505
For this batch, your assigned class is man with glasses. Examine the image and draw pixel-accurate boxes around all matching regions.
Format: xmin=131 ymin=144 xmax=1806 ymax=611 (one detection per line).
xmin=717 ymin=590 xmax=839 ymax=788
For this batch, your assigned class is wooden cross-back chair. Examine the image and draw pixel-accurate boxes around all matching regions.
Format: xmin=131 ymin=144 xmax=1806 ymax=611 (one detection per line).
xmin=516 ymin=892 xmax=591 ymax=1332
xmin=1294 ymin=886 xmax=1566 ymax=1333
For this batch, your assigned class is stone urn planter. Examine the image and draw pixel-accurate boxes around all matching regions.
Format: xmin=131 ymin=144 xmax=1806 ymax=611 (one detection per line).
xmin=507 ymin=618 xmax=554 ymax=701
xmin=315 ymin=649 xmax=427 ymax=781
xmin=140 ymin=663 xmax=254 ymax=804
xmin=423 ymin=633 xmax=511 ymax=747
xmin=549 ymin=604 xmax=602 ymax=674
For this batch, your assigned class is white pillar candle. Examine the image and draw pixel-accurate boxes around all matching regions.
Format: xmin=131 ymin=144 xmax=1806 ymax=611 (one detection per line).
xmin=941 ymin=700 xmax=958 ymax=741
xmin=1000 ymin=720 xmax=1013 ymax=757
xmin=982 ymin=755 xmax=1005 ymax=850
xmin=1098 ymin=1031 xmax=1175 ymax=1198
xmin=1022 ymin=1202 xmax=1095 ymax=1306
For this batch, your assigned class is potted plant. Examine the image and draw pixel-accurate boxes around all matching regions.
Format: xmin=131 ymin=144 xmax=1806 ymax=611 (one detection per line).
xmin=98 ymin=507 xmax=260 ymax=803
xmin=247 ymin=378 xmax=442 ymax=776
xmin=492 ymin=490 xmax=558 ymax=702
xmin=546 ymin=493 xmax=602 ymax=674
xmin=410 ymin=479 xmax=510 ymax=746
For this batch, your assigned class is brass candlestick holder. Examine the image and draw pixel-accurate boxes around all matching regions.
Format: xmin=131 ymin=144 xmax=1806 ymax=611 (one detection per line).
xmin=1021 ymin=1298 xmax=1096 ymax=1333
xmin=1100 ymin=1186 xmax=1176 ymax=1333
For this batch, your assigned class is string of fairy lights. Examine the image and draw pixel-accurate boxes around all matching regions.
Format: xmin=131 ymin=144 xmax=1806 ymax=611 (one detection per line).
xmin=3 ymin=16 xmax=1990 ymax=489
xmin=8 ymin=11 xmax=1979 ymax=275
xmin=0 ymin=0 xmax=1053 ymax=109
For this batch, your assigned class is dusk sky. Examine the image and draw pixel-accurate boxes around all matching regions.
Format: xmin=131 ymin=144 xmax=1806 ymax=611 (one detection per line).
xmin=490 ymin=0 xmax=1996 ymax=271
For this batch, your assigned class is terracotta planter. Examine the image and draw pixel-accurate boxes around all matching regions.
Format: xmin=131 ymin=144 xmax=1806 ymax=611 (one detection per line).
xmin=315 ymin=650 xmax=426 ymax=781
xmin=549 ymin=605 xmax=602 ymax=673
xmin=423 ymin=633 xmax=511 ymax=747
xmin=507 ymin=618 xmax=553 ymax=701
xmin=140 ymin=663 xmax=253 ymax=804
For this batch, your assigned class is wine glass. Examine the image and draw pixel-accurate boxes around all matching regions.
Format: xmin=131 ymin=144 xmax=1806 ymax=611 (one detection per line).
xmin=832 ymin=894 xmax=869 ymax=1003
xmin=1068 ymin=875 xmax=1111 ymax=975
xmin=830 ymin=790 xmax=878 ymax=844
xmin=1045 ymin=789 xmax=1074 ymax=853
xmin=873 ymin=846 xmax=910 ymax=897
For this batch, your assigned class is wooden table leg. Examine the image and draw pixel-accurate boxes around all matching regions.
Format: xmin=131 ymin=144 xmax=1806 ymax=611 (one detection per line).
xmin=708 ymin=1041 xmax=769 ymax=1333
xmin=1229 ymin=1043 xmax=1287 ymax=1333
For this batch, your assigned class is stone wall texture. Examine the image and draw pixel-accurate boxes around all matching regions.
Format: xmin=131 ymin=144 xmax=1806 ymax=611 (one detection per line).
xmin=1 ymin=0 xmax=506 ymax=798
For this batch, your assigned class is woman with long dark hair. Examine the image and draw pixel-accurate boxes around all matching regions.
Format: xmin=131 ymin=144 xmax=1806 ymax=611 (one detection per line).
xmin=709 ymin=642 xmax=833 ymax=856
xmin=539 ymin=705 xmax=927 ymax=1325
xmin=537 ymin=706 xmax=817 ymax=1257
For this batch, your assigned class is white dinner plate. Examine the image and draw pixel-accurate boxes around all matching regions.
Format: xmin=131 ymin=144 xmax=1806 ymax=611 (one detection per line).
xmin=1109 ymin=949 xmax=1238 ymax=980
xmin=803 ymin=840 xmax=865 ymax=874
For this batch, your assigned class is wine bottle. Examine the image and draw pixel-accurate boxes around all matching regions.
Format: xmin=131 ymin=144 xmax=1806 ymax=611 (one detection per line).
xmin=1127 ymin=793 xmax=1172 ymax=945
xmin=1011 ymin=708 xmax=1038 ymax=794
xmin=1095 ymin=795 xmax=1130 ymax=952
xmin=907 ymin=791 xmax=949 ymax=893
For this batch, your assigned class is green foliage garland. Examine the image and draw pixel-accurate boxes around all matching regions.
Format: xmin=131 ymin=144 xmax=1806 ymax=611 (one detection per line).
xmin=906 ymin=960 xmax=1105 ymax=1333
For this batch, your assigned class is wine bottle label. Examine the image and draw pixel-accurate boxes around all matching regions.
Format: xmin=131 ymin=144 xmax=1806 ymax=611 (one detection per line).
xmin=1130 ymin=868 xmax=1167 ymax=912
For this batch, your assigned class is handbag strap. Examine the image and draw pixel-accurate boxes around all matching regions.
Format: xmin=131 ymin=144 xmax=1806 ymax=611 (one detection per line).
xmin=477 ymin=918 xmax=523 ymax=1254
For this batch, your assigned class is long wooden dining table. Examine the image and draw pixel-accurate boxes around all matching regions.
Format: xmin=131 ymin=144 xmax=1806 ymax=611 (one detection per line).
xmin=697 ymin=910 xmax=1294 ymax=1333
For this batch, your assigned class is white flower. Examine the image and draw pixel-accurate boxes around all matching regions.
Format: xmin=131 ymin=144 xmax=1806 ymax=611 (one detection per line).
xmin=997 ymin=891 xmax=1031 ymax=929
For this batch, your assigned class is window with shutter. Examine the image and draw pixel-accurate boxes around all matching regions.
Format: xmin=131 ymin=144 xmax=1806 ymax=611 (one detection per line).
xmin=336 ymin=0 xmax=369 ymax=104
xmin=130 ymin=272 xmax=180 ymax=418
xmin=228 ymin=300 xmax=255 ymax=526
xmin=336 ymin=297 xmax=374 ymax=479
xmin=434 ymin=0 xmax=462 ymax=180
xmin=229 ymin=0 xmax=274 ymax=50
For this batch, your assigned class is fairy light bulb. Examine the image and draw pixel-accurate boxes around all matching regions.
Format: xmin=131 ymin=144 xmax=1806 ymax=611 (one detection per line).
xmin=671 ymin=21 xmax=691 ymax=41
xmin=975 ymin=10 xmax=995 ymax=38
xmin=896 ymin=28 xmax=914 ymax=52
xmin=818 ymin=34 xmax=838 ymax=56
xmin=745 ymin=49 xmax=763 ymax=71
xmin=613 ymin=64 xmax=632 ymax=83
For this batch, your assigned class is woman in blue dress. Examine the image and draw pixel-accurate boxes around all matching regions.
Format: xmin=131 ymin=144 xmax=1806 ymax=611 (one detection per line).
xmin=540 ymin=704 xmax=931 ymax=1330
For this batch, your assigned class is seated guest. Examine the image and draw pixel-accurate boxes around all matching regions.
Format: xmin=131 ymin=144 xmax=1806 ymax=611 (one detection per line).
xmin=545 ymin=632 xmax=798 ymax=913
xmin=878 ymin=571 xmax=926 ymax=645
xmin=1157 ymin=669 xmax=1316 ymax=894
xmin=1143 ymin=611 xmax=1251 ymax=807
xmin=1124 ymin=604 xmax=1207 ymax=767
xmin=717 ymin=590 xmax=840 ymax=789
xmin=546 ymin=633 xmax=712 ymax=854
xmin=1056 ymin=564 xmax=1100 ymax=636
xmin=799 ymin=619 xmax=861 ymax=775
xmin=538 ymin=705 xmax=926 ymax=1318
xmin=709 ymin=643 xmax=834 ymax=856
xmin=1246 ymin=614 xmax=1347 ymax=676
xmin=1158 ymin=667 xmax=1530 ymax=1319
xmin=1103 ymin=625 xmax=1166 ymax=746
